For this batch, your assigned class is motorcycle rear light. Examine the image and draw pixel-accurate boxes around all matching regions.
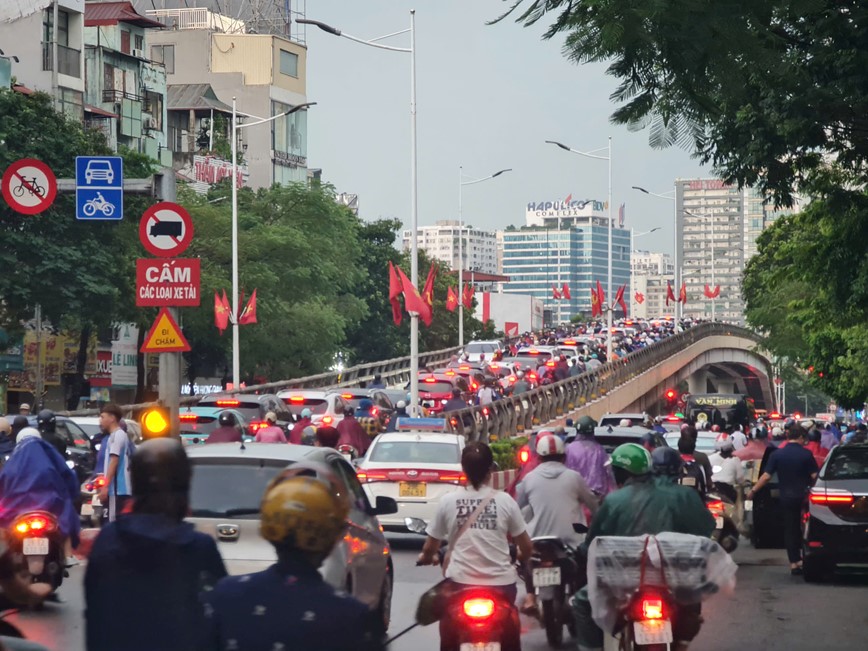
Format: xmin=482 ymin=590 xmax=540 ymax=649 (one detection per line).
xmin=463 ymin=598 xmax=495 ymax=619
xmin=809 ymin=488 xmax=854 ymax=505
xmin=13 ymin=514 xmax=56 ymax=536
xmin=808 ymin=541 xmax=823 ymax=548
xmin=518 ymin=447 xmax=530 ymax=464
xmin=370 ymin=407 xmax=379 ymax=417
xmin=641 ymin=599 xmax=665 ymax=620
xmin=629 ymin=590 xmax=669 ymax=622
xmin=248 ymin=421 xmax=267 ymax=432
xmin=706 ymin=500 xmax=725 ymax=515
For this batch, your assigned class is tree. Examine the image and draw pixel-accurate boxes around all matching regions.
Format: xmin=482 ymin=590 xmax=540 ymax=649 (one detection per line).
xmin=494 ymin=0 xmax=868 ymax=205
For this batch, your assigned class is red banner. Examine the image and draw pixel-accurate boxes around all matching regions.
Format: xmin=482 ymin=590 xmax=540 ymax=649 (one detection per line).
xmin=136 ymin=258 xmax=201 ymax=307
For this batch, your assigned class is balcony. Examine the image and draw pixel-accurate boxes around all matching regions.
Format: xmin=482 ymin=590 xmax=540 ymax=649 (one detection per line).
xmin=102 ymin=88 xmax=142 ymax=104
xmin=42 ymin=44 xmax=81 ymax=78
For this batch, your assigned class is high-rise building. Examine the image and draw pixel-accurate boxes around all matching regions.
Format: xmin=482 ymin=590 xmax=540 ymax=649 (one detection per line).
xmin=630 ymin=251 xmax=674 ymax=319
xmin=631 ymin=251 xmax=674 ymax=277
xmin=402 ymin=220 xmax=498 ymax=276
xmin=502 ymin=196 xmax=630 ymax=325
xmin=743 ymin=188 xmax=803 ymax=260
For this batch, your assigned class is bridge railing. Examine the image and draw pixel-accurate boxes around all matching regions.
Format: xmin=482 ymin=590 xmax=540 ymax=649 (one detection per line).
xmin=447 ymin=323 xmax=765 ymax=442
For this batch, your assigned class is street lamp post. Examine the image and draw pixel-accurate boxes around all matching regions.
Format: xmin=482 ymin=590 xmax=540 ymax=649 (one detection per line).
xmin=547 ymin=138 xmax=613 ymax=359
xmin=457 ymin=167 xmax=511 ymax=347
xmin=299 ymin=12 xmax=421 ymax=413
xmin=230 ymin=98 xmax=315 ymax=388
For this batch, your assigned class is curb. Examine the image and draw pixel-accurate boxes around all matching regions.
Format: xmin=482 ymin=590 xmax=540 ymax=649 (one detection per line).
xmin=491 ymin=468 xmax=518 ymax=491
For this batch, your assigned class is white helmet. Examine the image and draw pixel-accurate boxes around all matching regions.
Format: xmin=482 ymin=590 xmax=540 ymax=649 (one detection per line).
xmin=619 ymin=418 xmax=632 ymax=427
xmin=16 ymin=427 xmax=42 ymax=444
xmin=536 ymin=433 xmax=565 ymax=457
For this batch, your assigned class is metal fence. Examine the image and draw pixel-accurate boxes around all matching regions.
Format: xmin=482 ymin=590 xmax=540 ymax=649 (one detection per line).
xmin=446 ymin=323 xmax=765 ymax=442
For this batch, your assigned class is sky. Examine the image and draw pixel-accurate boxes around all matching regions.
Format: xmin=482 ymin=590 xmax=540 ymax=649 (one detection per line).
xmin=302 ymin=0 xmax=709 ymax=257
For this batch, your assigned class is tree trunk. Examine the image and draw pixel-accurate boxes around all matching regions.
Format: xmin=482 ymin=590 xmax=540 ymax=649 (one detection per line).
xmin=65 ymin=325 xmax=91 ymax=410
xmin=134 ymin=326 xmax=146 ymax=403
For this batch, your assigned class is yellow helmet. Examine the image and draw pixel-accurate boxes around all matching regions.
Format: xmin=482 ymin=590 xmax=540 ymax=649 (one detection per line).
xmin=259 ymin=462 xmax=349 ymax=559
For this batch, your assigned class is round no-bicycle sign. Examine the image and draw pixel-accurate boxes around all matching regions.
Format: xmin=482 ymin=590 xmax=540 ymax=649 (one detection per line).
xmin=139 ymin=202 xmax=194 ymax=258
xmin=1 ymin=158 xmax=57 ymax=215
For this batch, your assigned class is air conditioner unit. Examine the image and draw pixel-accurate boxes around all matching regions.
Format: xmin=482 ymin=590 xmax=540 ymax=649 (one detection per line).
xmin=144 ymin=117 xmax=158 ymax=130
xmin=131 ymin=48 xmax=144 ymax=58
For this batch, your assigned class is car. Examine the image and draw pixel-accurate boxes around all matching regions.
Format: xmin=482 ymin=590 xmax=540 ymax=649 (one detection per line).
xmin=185 ymin=443 xmax=397 ymax=631
xmin=461 ymin=340 xmax=503 ymax=362
xmin=197 ymin=393 xmax=291 ymax=435
xmin=327 ymin=388 xmax=395 ymax=425
xmin=414 ymin=372 xmax=460 ymax=414
xmin=69 ymin=416 xmax=102 ymax=440
xmin=508 ymin=348 xmax=556 ymax=371
xmin=802 ymin=443 xmax=868 ymax=581
xmin=598 ymin=412 xmax=649 ymax=428
xmin=3 ymin=414 xmax=95 ymax=482
xmin=663 ymin=431 xmax=718 ymax=454
xmin=277 ymin=389 xmax=348 ymax=427
xmin=436 ymin=364 xmax=489 ymax=394
xmin=355 ymin=427 xmax=466 ymax=532
xmin=84 ymin=159 xmax=114 ymax=184
xmin=592 ymin=425 xmax=664 ymax=454
xmin=178 ymin=407 xmax=251 ymax=445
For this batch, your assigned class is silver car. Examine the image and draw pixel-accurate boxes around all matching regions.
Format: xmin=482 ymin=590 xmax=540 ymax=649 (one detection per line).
xmin=186 ymin=443 xmax=397 ymax=630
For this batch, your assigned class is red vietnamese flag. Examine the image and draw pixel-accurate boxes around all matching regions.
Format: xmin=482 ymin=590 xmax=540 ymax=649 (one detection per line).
xmin=615 ymin=284 xmax=628 ymax=316
xmin=462 ymin=283 xmax=475 ymax=310
xmin=704 ymin=284 xmax=721 ymax=299
xmin=679 ymin=281 xmax=687 ymax=304
xmin=388 ymin=261 xmax=403 ymax=326
xmin=398 ymin=267 xmax=433 ymax=326
xmin=590 ymin=286 xmax=601 ymax=317
xmin=596 ymin=280 xmax=606 ymax=311
xmin=422 ymin=264 xmax=437 ymax=310
xmin=238 ymin=288 xmax=257 ymax=325
xmin=446 ymin=286 xmax=458 ymax=312
xmin=562 ymin=283 xmax=571 ymax=300
xmin=214 ymin=290 xmax=230 ymax=334
xmin=634 ymin=291 xmax=645 ymax=304
xmin=552 ymin=285 xmax=562 ymax=300
xmin=666 ymin=281 xmax=676 ymax=306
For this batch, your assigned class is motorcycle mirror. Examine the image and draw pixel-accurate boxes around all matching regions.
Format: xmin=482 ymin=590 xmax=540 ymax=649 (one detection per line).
xmin=572 ymin=523 xmax=589 ymax=534
xmin=404 ymin=517 xmax=428 ymax=535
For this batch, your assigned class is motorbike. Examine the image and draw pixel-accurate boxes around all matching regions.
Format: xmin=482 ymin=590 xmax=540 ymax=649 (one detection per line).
xmin=80 ymin=473 xmax=106 ymax=527
xmin=6 ymin=511 xmax=66 ymax=591
xmin=336 ymin=444 xmax=358 ymax=464
xmin=706 ymin=488 xmax=739 ymax=553
xmin=401 ymin=516 xmax=522 ymax=651
xmin=601 ymin=586 xmax=681 ymax=651
xmin=526 ymin=533 xmax=586 ymax=647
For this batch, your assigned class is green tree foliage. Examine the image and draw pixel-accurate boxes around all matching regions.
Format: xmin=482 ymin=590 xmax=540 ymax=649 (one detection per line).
xmin=494 ymin=0 xmax=868 ymax=204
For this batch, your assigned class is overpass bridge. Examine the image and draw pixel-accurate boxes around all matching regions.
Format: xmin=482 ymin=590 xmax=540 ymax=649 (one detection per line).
xmin=62 ymin=324 xmax=774 ymax=438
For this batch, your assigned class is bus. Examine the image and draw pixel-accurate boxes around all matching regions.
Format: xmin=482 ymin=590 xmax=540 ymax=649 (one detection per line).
xmin=685 ymin=393 xmax=755 ymax=430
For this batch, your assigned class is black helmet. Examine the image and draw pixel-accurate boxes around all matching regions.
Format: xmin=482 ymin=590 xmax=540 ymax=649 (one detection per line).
xmin=577 ymin=415 xmax=597 ymax=435
xmin=218 ymin=411 xmax=236 ymax=427
xmin=807 ymin=428 xmax=821 ymax=443
xmin=344 ymin=405 xmax=355 ymax=417
xmin=131 ymin=438 xmax=192 ymax=521
xmin=652 ymin=446 xmax=683 ymax=476
xmin=36 ymin=409 xmax=56 ymax=433
xmin=11 ymin=415 xmax=29 ymax=436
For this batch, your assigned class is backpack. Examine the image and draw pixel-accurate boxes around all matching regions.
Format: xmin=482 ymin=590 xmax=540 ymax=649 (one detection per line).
xmin=679 ymin=454 xmax=707 ymax=496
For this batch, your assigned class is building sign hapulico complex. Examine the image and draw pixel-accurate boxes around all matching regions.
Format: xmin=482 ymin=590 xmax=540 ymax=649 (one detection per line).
xmin=526 ymin=195 xmax=607 ymax=225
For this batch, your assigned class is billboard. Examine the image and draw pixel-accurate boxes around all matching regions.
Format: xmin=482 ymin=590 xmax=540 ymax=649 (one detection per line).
xmin=526 ymin=195 xmax=607 ymax=226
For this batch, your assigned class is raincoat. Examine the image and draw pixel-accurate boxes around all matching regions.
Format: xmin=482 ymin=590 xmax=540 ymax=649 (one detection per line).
xmin=0 ymin=437 xmax=80 ymax=546
xmin=288 ymin=417 xmax=312 ymax=445
xmin=565 ymin=435 xmax=616 ymax=496
xmin=336 ymin=415 xmax=370 ymax=456
xmin=805 ymin=441 xmax=828 ymax=468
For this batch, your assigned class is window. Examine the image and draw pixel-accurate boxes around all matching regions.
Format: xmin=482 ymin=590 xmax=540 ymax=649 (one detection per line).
xmin=368 ymin=441 xmax=461 ymax=465
xmin=134 ymin=34 xmax=144 ymax=52
xmin=279 ymin=49 xmax=299 ymax=77
xmin=43 ymin=9 xmax=70 ymax=47
xmin=189 ymin=460 xmax=287 ymax=518
xmin=120 ymin=30 xmax=131 ymax=54
xmin=151 ymin=44 xmax=175 ymax=74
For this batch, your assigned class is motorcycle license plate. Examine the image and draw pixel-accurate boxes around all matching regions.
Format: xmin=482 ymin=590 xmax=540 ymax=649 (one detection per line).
xmin=459 ymin=645 xmax=500 ymax=651
xmin=399 ymin=482 xmax=426 ymax=498
xmin=532 ymin=566 xmax=562 ymax=587
xmin=23 ymin=538 xmax=49 ymax=556
xmin=715 ymin=516 xmax=724 ymax=528
xmin=81 ymin=502 xmax=94 ymax=516
xmin=744 ymin=499 xmax=753 ymax=511
xmin=633 ymin=619 xmax=673 ymax=645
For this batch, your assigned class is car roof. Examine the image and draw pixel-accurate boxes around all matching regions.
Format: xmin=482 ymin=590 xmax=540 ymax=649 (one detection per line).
xmin=199 ymin=394 xmax=272 ymax=402
xmin=185 ymin=442 xmax=326 ymax=462
xmin=372 ymin=432 xmax=463 ymax=445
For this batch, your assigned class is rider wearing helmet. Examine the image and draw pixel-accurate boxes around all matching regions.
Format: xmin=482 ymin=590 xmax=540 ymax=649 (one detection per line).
xmin=565 ymin=416 xmax=616 ymax=496
xmin=201 ymin=463 xmax=380 ymax=650
xmin=37 ymin=409 xmax=66 ymax=457
xmin=573 ymin=443 xmax=715 ymax=651
xmin=336 ymin=404 xmax=371 ymax=456
xmin=205 ymin=411 xmax=243 ymax=444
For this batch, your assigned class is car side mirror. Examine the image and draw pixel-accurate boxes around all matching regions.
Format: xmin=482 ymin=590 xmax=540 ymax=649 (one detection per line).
xmin=373 ymin=496 xmax=398 ymax=516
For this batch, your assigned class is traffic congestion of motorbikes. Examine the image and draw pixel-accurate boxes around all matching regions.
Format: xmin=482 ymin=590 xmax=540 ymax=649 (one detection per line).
xmin=0 ymin=316 xmax=863 ymax=650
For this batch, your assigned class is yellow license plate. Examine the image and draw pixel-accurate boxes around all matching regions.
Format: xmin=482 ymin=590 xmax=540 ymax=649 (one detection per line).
xmin=399 ymin=482 xmax=426 ymax=498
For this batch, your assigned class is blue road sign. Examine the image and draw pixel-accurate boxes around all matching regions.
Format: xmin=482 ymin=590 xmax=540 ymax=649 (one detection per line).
xmin=75 ymin=156 xmax=123 ymax=220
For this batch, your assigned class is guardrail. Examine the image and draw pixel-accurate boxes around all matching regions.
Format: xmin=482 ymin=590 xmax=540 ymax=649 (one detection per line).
xmin=446 ymin=323 xmax=766 ymax=442
xmin=59 ymin=344 xmax=463 ymax=417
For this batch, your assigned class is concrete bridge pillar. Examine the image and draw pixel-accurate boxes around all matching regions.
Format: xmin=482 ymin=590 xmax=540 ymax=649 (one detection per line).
xmin=714 ymin=378 xmax=736 ymax=394
xmin=688 ymin=370 xmax=708 ymax=395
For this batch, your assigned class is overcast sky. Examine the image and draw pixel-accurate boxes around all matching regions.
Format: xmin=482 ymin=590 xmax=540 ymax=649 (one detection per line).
xmin=303 ymin=0 xmax=709 ymax=256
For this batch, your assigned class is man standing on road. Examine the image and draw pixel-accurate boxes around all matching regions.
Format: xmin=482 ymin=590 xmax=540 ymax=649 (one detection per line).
xmin=97 ymin=404 xmax=134 ymax=522
xmin=254 ymin=412 xmax=287 ymax=443
xmin=747 ymin=424 xmax=818 ymax=575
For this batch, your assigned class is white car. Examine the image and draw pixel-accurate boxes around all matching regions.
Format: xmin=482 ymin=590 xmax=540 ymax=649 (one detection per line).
xmin=277 ymin=389 xmax=348 ymax=427
xmin=356 ymin=430 xmax=466 ymax=531
xmin=461 ymin=340 xmax=503 ymax=363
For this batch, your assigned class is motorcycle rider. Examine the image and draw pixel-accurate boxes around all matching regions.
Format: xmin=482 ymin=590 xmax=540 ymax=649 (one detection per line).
xmin=201 ymin=462 xmax=380 ymax=650
xmin=419 ymin=442 xmax=533 ymax=651
xmin=511 ymin=371 xmax=530 ymax=395
xmin=0 ymin=537 xmax=53 ymax=650
xmin=0 ymin=419 xmax=14 ymax=459
xmin=254 ymin=412 xmax=287 ymax=443
xmin=734 ymin=425 xmax=773 ymax=461
xmin=443 ymin=387 xmax=468 ymax=412
xmin=572 ymin=443 xmax=715 ymax=651
xmin=205 ymin=411 xmax=243 ymax=444
xmin=336 ymin=405 xmax=371 ymax=457
xmin=515 ymin=434 xmax=599 ymax=613
xmin=385 ymin=400 xmax=408 ymax=432
xmin=36 ymin=409 xmax=66 ymax=457
xmin=9 ymin=415 xmax=29 ymax=442
xmin=565 ymin=416 xmax=616 ymax=496
xmin=288 ymin=408 xmax=313 ymax=444
xmin=708 ymin=440 xmax=744 ymax=502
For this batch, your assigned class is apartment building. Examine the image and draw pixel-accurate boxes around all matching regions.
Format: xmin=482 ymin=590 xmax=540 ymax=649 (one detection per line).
xmin=403 ymin=220 xmax=498 ymax=276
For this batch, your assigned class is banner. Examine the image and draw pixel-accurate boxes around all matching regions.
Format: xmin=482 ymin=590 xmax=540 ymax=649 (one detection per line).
xmin=111 ymin=324 xmax=138 ymax=388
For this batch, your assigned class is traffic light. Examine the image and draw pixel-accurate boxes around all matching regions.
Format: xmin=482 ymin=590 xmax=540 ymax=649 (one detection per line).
xmin=140 ymin=406 xmax=171 ymax=439
xmin=664 ymin=388 xmax=678 ymax=403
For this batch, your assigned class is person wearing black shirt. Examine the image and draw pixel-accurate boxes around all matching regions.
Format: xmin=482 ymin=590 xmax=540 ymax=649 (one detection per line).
xmin=747 ymin=424 xmax=818 ymax=574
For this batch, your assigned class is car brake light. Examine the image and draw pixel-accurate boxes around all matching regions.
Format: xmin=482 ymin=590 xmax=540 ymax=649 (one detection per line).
xmin=322 ymin=415 xmax=333 ymax=425
xmin=809 ymin=488 xmax=854 ymax=505
xmin=356 ymin=470 xmax=388 ymax=483
xmin=249 ymin=420 xmax=267 ymax=432
xmin=288 ymin=396 xmax=305 ymax=403
xmin=518 ymin=447 xmax=530 ymax=464
xmin=459 ymin=365 xmax=471 ymax=371
xmin=445 ymin=370 xmax=456 ymax=376
xmin=179 ymin=413 xmax=198 ymax=421
xmin=424 ymin=377 xmax=437 ymax=383
xmin=370 ymin=407 xmax=379 ymax=417
xmin=436 ymin=472 xmax=467 ymax=485
xmin=215 ymin=400 xmax=240 ymax=407
xmin=463 ymin=598 xmax=495 ymax=619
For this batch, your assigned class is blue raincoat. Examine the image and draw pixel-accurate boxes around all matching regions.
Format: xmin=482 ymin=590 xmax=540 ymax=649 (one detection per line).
xmin=0 ymin=437 xmax=81 ymax=546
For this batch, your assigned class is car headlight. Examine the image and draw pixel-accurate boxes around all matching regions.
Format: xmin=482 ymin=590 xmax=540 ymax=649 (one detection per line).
xmin=66 ymin=459 xmax=76 ymax=469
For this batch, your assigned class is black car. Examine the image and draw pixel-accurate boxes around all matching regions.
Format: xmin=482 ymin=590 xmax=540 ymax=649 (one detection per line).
xmin=197 ymin=393 xmax=291 ymax=435
xmin=802 ymin=443 xmax=868 ymax=581
xmin=1 ymin=415 xmax=95 ymax=483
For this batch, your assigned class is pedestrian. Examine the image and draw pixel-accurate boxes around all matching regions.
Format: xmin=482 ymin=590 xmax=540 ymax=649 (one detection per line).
xmin=97 ymin=403 xmax=135 ymax=522
xmin=254 ymin=412 xmax=287 ymax=443
xmin=200 ymin=463 xmax=380 ymax=650
xmin=18 ymin=403 xmax=31 ymax=416
xmin=747 ymin=424 xmax=818 ymax=574
xmin=85 ymin=438 xmax=227 ymax=651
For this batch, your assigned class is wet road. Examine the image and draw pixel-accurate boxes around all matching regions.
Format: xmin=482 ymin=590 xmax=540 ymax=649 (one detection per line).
xmin=7 ymin=539 xmax=868 ymax=650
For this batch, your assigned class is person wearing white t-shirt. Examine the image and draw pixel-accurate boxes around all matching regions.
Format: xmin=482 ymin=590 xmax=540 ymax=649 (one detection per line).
xmin=418 ymin=442 xmax=532 ymax=651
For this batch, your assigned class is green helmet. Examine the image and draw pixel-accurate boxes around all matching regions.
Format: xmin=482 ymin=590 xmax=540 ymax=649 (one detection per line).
xmin=577 ymin=415 xmax=597 ymax=435
xmin=609 ymin=443 xmax=652 ymax=475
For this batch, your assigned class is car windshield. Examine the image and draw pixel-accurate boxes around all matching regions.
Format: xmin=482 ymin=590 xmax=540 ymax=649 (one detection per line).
xmin=514 ymin=353 xmax=552 ymax=364
xmin=465 ymin=343 xmax=499 ymax=354
xmin=420 ymin=381 xmax=454 ymax=395
xmin=189 ymin=460 xmax=289 ymax=517
xmin=369 ymin=441 xmax=460 ymax=464
xmin=282 ymin=397 xmax=328 ymax=416
xmin=822 ymin=448 xmax=868 ymax=480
